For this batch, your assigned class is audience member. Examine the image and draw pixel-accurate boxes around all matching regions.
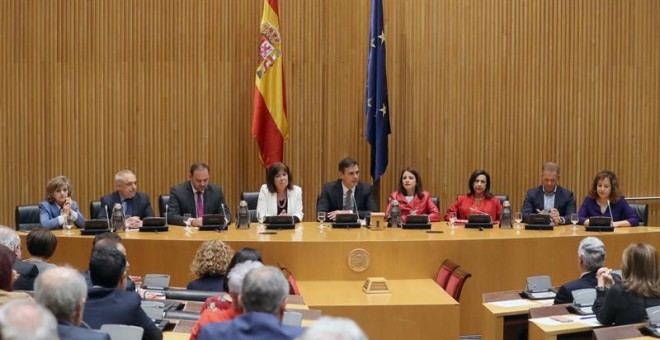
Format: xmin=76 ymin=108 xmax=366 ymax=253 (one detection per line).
xmin=317 ymin=157 xmax=378 ymax=221
xmin=187 ymin=240 xmax=234 ymax=292
xmin=0 ymin=246 xmax=31 ymax=306
xmin=257 ymin=162 xmax=304 ymax=222
xmin=35 ymin=266 xmax=110 ymax=340
xmin=578 ymin=170 xmax=639 ymax=227
xmin=554 ymin=237 xmax=607 ymax=304
xmin=25 ymin=227 xmax=58 ymax=274
xmin=168 ymin=162 xmax=232 ymax=226
xmin=81 ymin=232 xmax=140 ymax=291
xmin=83 ymin=246 xmax=163 ymax=340
xmin=385 ymin=167 xmax=440 ymax=222
xmin=594 ymin=243 xmax=660 ymax=325
xmin=97 ymin=170 xmax=155 ymax=227
xmin=39 ymin=175 xmax=86 ymax=229
xmin=221 ymin=247 xmax=263 ymax=293
xmin=445 ymin=169 xmax=502 ymax=222
xmin=190 ymin=260 xmax=264 ymax=340
xmin=0 ymin=226 xmax=38 ymax=290
xmin=197 ymin=266 xmax=304 ymax=340
xmin=299 ymin=316 xmax=368 ymax=340
xmin=521 ymin=162 xmax=576 ymax=225
xmin=0 ymin=299 xmax=58 ymax=340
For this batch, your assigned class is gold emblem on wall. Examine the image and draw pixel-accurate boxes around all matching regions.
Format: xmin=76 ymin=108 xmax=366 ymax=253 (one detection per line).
xmin=348 ymin=248 xmax=371 ymax=272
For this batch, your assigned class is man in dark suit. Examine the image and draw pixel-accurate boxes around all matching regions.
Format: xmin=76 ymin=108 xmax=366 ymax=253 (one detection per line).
xmin=167 ymin=162 xmax=231 ymax=226
xmin=35 ymin=266 xmax=110 ymax=340
xmin=554 ymin=237 xmax=607 ymax=304
xmin=521 ymin=162 xmax=576 ymax=225
xmin=197 ymin=266 xmax=304 ymax=340
xmin=97 ymin=170 xmax=155 ymax=228
xmin=83 ymin=246 xmax=163 ymax=340
xmin=0 ymin=226 xmax=38 ymax=291
xmin=317 ymin=158 xmax=378 ymax=220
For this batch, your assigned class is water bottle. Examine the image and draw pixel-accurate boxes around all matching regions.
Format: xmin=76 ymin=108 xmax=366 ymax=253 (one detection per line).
xmin=389 ymin=200 xmax=402 ymax=228
xmin=111 ymin=203 xmax=125 ymax=232
xmin=501 ymin=200 xmax=512 ymax=229
xmin=237 ymin=200 xmax=250 ymax=229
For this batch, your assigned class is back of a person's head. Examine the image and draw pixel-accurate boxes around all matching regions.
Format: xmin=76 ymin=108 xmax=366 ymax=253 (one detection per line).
xmin=227 ymin=260 xmax=263 ymax=294
xmin=26 ymin=227 xmax=58 ymax=259
xmin=0 ymin=226 xmax=20 ymax=256
xmin=89 ymin=245 xmax=126 ymax=288
xmin=0 ymin=245 xmax=17 ymax=291
xmin=227 ymin=248 xmax=263 ymax=273
xmin=0 ymin=299 xmax=58 ymax=340
xmin=578 ymin=237 xmax=606 ymax=271
xmin=35 ymin=266 xmax=87 ymax=322
xmin=93 ymin=232 xmax=122 ymax=247
xmin=299 ymin=316 xmax=368 ymax=340
xmin=241 ymin=266 xmax=288 ymax=315
xmin=622 ymin=243 xmax=660 ymax=298
xmin=190 ymin=240 xmax=234 ymax=277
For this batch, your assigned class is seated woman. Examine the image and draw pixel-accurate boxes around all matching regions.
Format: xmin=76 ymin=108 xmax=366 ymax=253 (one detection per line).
xmin=187 ymin=240 xmax=234 ymax=292
xmin=256 ymin=162 xmax=303 ymax=223
xmin=578 ymin=170 xmax=639 ymax=227
xmin=385 ymin=168 xmax=440 ymax=222
xmin=25 ymin=227 xmax=58 ymax=275
xmin=39 ymin=176 xmax=86 ymax=230
xmin=444 ymin=169 xmax=502 ymax=222
xmin=593 ymin=243 xmax=660 ymax=325
xmin=0 ymin=246 xmax=32 ymax=306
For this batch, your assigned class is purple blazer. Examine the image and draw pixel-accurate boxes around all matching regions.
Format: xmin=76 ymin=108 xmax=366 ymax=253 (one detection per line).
xmin=577 ymin=196 xmax=639 ymax=226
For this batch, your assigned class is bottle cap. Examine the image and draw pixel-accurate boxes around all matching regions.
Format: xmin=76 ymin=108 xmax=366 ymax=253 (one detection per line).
xmin=503 ymin=200 xmax=510 ymax=207
xmin=239 ymin=200 xmax=248 ymax=207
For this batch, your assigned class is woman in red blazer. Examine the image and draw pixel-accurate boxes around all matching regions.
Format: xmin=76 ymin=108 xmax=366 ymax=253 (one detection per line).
xmin=385 ymin=168 xmax=441 ymax=222
xmin=445 ymin=169 xmax=502 ymax=222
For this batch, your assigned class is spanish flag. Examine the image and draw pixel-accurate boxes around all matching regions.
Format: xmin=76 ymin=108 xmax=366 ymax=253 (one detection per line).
xmin=252 ymin=0 xmax=288 ymax=168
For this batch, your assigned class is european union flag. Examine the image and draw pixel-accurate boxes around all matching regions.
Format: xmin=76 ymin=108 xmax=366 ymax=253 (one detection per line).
xmin=365 ymin=0 xmax=391 ymax=182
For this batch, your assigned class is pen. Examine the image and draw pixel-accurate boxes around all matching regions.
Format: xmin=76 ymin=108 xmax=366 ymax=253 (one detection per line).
xmin=580 ymin=315 xmax=596 ymax=320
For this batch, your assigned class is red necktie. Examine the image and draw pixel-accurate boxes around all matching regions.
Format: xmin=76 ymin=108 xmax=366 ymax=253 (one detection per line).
xmin=196 ymin=192 xmax=204 ymax=218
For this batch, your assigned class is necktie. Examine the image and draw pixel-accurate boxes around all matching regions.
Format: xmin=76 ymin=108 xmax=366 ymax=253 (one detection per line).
xmin=196 ymin=192 xmax=204 ymax=218
xmin=343 ymin=189 xmax=353 ymax=211
xmin=124 ymin=199 xmax=133 ymax=216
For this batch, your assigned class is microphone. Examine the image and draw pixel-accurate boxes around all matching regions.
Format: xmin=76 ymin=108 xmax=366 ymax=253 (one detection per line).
xmin=164 ymin=204 xmax=168 ymax=226
xmin=104 ymin=205 xmax=110 ymax=230
xmin=352 ymin=194 xmax=360 ymax=220
xmin=221 ymin=203 xmax=228 ymax=231
xmin=469 ymin=207 xmax=489 ymax=215
xmin=607 ymin=200 xmax=615 ymax=227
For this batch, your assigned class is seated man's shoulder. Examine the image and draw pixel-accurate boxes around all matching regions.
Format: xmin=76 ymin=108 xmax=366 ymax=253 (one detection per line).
xmin=59 ymin=323 xmax=111 ymax=340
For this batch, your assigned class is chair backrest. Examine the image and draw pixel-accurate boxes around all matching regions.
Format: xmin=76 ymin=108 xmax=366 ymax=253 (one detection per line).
xmin=158 ymin=195 xmax=170 ymax=217
xmin=593 ymin=323 xmax=643 ymax=340
xmin=278 ymin=262 xmax=301 ymax=295
xmin=431 ymin=196 xmax=440 ymax=212
xmin=445 ymin=267 xmax=472 ymax=301
xmin=630 ymin=203 xmax=648 ymax=226
xmin=494 ymin=194 xmax=509 ymax=204
xmin=15 ymin=205 xmax=41 ymax=231
xmin=240 ymin=191 xmax=260 ymax=222
xmin=435 ymin=258 xmax=460 ymax=289
xmin=528 ymin=304 xmax=569 ymax=318
xmin=90 ymin=200 xmax=102 ymax=219
xmin=482 ymin=290 xmax=521 ymax=303
xmin=99 ymin=324 xmax=144 ymax=340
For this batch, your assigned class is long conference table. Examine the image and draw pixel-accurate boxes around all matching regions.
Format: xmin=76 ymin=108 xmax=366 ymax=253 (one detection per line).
xmin=20 ymin=222 xmax=660 ymax=337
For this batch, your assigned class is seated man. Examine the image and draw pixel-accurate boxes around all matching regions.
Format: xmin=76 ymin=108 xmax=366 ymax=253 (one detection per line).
xmin=35 ymin=266 xmax=110 ymax=340
xmin=197 ymin=266 xmax=304 ymax=340
xmin=81 ymin=232 xmax=139 ymax=292
xmin=554 ymin=237 xmax=607 ymax=304
xmin=317 ymin=158 xmax=378 ymax=221
xmin=521 ymin=162 xmax=576 ymax=225
xmin=0 ymin=226 xmax=38 ymax=291
xmin=83 ymin=246 xmax=163 ymax=340
xmin=168 ymin=162 xmax=232 ymax=226
xmin=97 ymin=170 xmax=155 ymax=228
xmin=0 ymin=299 xmax=58 ymax=340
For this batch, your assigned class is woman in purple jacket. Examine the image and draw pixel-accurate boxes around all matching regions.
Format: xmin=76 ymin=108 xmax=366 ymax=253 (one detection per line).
xmin=578 ymin=170 xmax=639 ymax=227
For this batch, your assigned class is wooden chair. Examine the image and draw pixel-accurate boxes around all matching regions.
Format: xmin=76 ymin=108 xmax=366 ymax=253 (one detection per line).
xmin=528 ymin=304 xmax=570 ymax=318
xmin=593 ymin=323 xmax=644 ymax=340
xmin=435 ymin=258 xmax=460 ymax=289
xmin=445 ymin=267 xmax=472 ymax=301
xmin=278 ymin=262 xmax=301 ymax=295
xmin=482 ymin=290 xmax=521 ymax=303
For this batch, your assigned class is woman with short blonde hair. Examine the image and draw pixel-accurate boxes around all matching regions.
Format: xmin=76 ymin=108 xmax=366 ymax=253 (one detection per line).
xmin=187 ymin=241 xmax=235 ymax=292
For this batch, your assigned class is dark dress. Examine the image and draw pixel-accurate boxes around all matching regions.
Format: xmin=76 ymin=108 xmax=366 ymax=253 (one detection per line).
xmin=187 ymin=275 xmax=226 ymax=292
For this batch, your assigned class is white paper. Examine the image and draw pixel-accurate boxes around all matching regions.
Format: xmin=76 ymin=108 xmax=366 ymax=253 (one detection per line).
xmin=530 ymin=316 xmax=573 ymax=326
xmin=489 ymin=299 xmax=536 ymax=308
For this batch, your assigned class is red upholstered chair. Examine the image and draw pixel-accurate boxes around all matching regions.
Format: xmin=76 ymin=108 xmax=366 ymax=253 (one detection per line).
xmin=278 ymin=263 xmax=301 ymax=295
xmin=445 ymin=267 xmax=472 ymax=301
xmin=435 ymin=259 xmax=460 ymax=289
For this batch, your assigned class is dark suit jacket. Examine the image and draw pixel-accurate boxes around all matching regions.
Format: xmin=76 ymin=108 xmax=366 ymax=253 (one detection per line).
xmin=81 ymin=270 xmax=136 ymax=292
xmin=197 ymin=312 xmax=304 ymax=340
xmin=97 ymin=192 xmax=155 ymax=220
xmin=521 ymin=185 xmax=576 ymax=224
xmin=58 ymin=321 xmax=110 ymax=340
xmin=12 ymin=259 xmax=38 ymax=291
xmin=167 ymin=181 xmax=231 ymax=226
xmin=316 ymin=180 xmax=378 ymax=219
xmin=554 ymin=271 xmax=598 ymax=304
xmin=84 ymin=287 xmax=163 ymax=340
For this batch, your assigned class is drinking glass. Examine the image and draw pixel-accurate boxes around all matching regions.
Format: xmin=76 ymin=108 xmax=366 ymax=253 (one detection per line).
xmin=64 ymin=215 xmax=75 ymax=234
xmin=570 ymin=213 xmax=579 ymax=231
xmin=183 ymin=213 xmax=192 ymax=230
xmin=317 ymin=211 xmax=327 ymax=229
xmin=514 ymin=212 xmax=523 ymax=229
xmin=257 ymin=212 xmax=266 ymax=225
xmin=447 ymin=212 xmax=457 ymax=228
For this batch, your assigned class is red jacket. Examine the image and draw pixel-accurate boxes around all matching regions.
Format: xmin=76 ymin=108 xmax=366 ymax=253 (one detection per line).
xmin=385 ymin=191 xmax=441 ymax=222
xmin=445 ymin=194 xmax=502 ymax=222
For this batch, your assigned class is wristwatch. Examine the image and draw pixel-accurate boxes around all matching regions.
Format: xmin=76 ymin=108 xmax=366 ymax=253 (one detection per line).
xmin=596 ymin=286 xmax=608 ymax=293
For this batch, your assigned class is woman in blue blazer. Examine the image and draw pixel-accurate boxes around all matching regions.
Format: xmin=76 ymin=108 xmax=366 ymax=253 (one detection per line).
xmin=39 ymin=176 xmax=86 ymax=230
xmin=256 ymin=162 xmax=303 ymax=222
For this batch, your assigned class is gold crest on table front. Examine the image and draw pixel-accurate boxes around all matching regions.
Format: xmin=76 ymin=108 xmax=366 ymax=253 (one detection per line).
xmin=347 ymin=248 xmax=370 ymax=272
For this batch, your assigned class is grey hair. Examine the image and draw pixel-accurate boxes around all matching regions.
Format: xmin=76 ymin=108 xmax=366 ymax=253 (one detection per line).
xmin=0 ymin=226 xmax=21 ymax=256
xmin=299 ymin=316 xmax=368 ymax=340
xmin=241 ymin=266 xmax=289 ymax=315
xmin=541 ymin=162 xmax=561 ymax=174
xmin=35 ymin=266 xmax=87 ymax=321
xmin=0 ymin=299 xmax=58 ymax=340
xmin=578 ymin=237 xmax=606 ymax=271
xmin=114 ymin=170 xmax=135 ymax=183
xmin=228 ymin=260 xmax=263 ymax=294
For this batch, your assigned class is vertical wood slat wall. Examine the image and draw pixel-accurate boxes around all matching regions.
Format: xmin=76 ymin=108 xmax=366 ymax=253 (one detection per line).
xmin=1 ymin=0 xmax=659 ymax=228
